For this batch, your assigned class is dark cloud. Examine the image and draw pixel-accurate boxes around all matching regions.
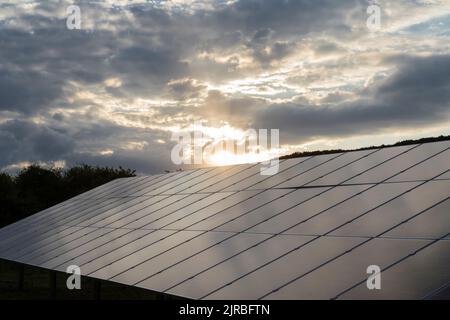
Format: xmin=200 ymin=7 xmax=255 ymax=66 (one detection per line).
xmin=246 ymin=28 xmax=296 ymax=66
xmin=166 ymin=78 xmax=206 ymax=101
xmin=0 ymin=68 xmax=63 ymax=114
xmin=0 ymin=117 xmax=175 ymax=174
xmin=200 ymin=0 xmax=362 ymax=37
xmin=200 ymin=90 xmax=265 ymax=127
xmin=0 ymin=119 xmax=76 ymax=167
xmin=255 ymin=55 xmax=450 ymax=143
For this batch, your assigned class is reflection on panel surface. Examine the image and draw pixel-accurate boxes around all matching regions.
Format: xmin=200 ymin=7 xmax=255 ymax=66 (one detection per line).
xmin=204 ymin=236 xmax=363 ymax=300
xmin=181 ymin=189 xmax=289 ymax=231
xmin=246 ymin=153 xmax=341 ymax=190
xmin=137 ymin=232 xmax=270 ymax=293
xmin=284 ymin=182 xmax=420 ymax=235
xmin=91 ymin=230 xmax=203 ymax=281
xmin=347 ymin=141 xmax=450 ymax=184
xmin=384 ymin=199 xmax=450 ymax=240
xmin=263 ymin=238 xmax=430 ymax=300
xmin=167 ymin=235 xmax=315 ymax=299
xmin=248 ymin=185 xmax=369 ymax=234
xmin=337 ymin=240 xmax=450 ymax=300
xmin=276 ymin=150 xmax=375 ymax=188
xmin=437 ymin=171 xmax=450 ymax=179
xmin=386 ymin=148 xmax=450 ymax=182
xmin=330 ymin=180 xmax=450 ymax=237
xmin=306 ymin=145 xmax=413 ymax=186
xmin=212 ymin=188 xmax=324 ymax=233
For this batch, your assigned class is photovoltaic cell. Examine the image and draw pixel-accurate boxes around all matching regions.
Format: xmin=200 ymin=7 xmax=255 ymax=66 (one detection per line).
xmin=262 ymin=238 xmax=430 ymax=300
xmin=169 ymin=189 xmax=288 ymax=231
xmin=137 ymin=232 xmax=271 ymax=293
xmin=80 ymin=196 xmax=169 ymax=228
xmin=437 ymin=171 xmax=450 ymax=179
xmin=137 ymin=192 xmax=239 ymax=230
xmin=145 ymin=168 xmax=217 ymax=195
xmin=276 ymin=150 xmax=376 ymax=188
xmin=386 ymin=148 xmax=450 ymax=182
xmin=111 ymin=231 xmax=234 ymax=285
xmin=346 ymin=141 xmax=450 ymax=184
xmin=40 ymin=227 xmax=134 ymax=269
xmin=0 ymin=197 xmax=127 ymax=251
xmin=12 ymin=227 xmax=103 ymax=266
xmin=208 ymin=188 xmax=325 ymax=233
xmin=218 ymin=158 xmax=308 ymax=192
xmin=384 ymin=199 xmax=450 ymax=240
xmin=53 ymin=229 xmax=155 ymax=270
xmin=0 ymin=225 xmax=89 ymax=261
xmin=337 ymin=240 xmax=450 ymax=300
xmin=26 ymin=227 xmax=121 ymax=266
xmin=330 ymin=180 xmax=450 ymax=237
xmin=284 ymin=182 xmax=420 ymax=235
xmin=239 ymin=153 xmax=342 ymax=190
xmin=195 ymin=236 xmax=363 ymax=300
xmin=166 ymin=234 xmax=316 ymax=299
xmin=306 ymin=145 xmax=414 ymax=186
xmin=76 ymin=177 xmax=139 ymax=199
xmin=248 ymin=185 xmax=370 ymax=234
xmin=0 ymin=198 xmax=86 ymax=240
xmin=124 ymin=192 xmax=236 ymax=230
xmin=90 ymin=230 xmax=203 ymax=280
xmin=175 ymin=164 xmax=255 ymax=194
xmin=106 ymin=194 xmax=189 ymax=228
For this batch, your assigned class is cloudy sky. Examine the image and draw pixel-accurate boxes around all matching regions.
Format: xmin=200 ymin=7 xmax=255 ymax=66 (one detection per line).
xmin=1 ymin=0 xmax=450 ymax=174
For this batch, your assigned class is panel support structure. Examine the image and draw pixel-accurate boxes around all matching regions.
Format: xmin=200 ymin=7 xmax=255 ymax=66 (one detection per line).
xmin=17 ymin=263 xmax=24 ymax=291
xmin=93 ymin=279 xmax=101 ymax=300
xmin=49 ymin=271 xmax=57 ymax=300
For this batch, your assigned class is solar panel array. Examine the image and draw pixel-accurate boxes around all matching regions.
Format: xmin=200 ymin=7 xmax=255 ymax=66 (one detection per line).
xmin=0 ymin=140 xmax=449 ymax=299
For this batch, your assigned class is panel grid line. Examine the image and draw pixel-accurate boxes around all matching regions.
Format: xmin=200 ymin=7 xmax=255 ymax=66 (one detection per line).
xmin=331 ymin=229 xmax=450 ymax=300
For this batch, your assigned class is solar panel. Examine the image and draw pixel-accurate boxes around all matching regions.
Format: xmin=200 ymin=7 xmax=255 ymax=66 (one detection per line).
xmin=284 ymin=182 xmax=420 ymax=235
xmin=384 ymin=199 xmax=450 ymax=239
xmin=306 ymin=145 xmax=415 ymax=186
xmin=262 ymin=238 xmax=431 ymax=300
xmin=330 ymin=180 xmax=450 ymax=237
xmin=248 ymin=185 xmax=370 ymax=234
xmin=275 ymin=149 xmax=376 ymax=188
xmin=202 ymin=236 xmax=363 ymax=300
xmin=346 ymin=141 xmax=450 ymax=184
xmin=196 ymin=188 xmax=322 ymax=232
xmin=336 ymin=239 xmax=450 ymax=300
xmin=138 ymin=232 xmax=271 ymax=293
xmin=241 ymin=153 xmax=341 ymax=190
xmin=437 ymin=171 xmax=450 ymax=179
xmin=0 ymin=140 xmax=449 ymax=300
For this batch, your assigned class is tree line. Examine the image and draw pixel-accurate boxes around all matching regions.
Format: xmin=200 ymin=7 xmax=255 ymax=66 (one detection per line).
xmin=0 ymin=164 xmax=136 ymax=227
